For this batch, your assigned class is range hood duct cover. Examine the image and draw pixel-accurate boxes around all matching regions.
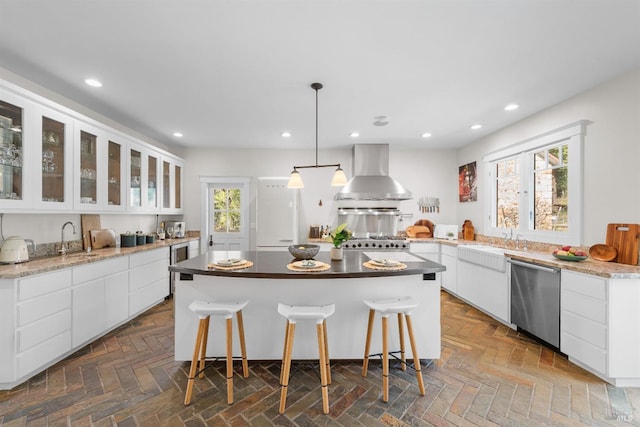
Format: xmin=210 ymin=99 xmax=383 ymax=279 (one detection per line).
xmin=335 ymin=144 xmax=412 ymax=201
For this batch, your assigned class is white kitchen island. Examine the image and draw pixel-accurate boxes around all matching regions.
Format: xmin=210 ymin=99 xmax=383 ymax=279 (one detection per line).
xmin=171 ymin=250 xmax=445 ymax=361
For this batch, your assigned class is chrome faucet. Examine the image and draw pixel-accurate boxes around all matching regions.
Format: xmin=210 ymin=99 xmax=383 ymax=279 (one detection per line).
xmin=60 ymin=221 xmax=76 ymax=255
xmin=502 ymin=229 xmax=513 ymax=246
xmin=515 ymin=234 xmax=523 ymax=250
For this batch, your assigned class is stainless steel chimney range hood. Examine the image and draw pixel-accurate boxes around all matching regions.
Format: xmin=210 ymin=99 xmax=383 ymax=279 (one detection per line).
xmin=334 ymin=144 xmax=412 ymax=201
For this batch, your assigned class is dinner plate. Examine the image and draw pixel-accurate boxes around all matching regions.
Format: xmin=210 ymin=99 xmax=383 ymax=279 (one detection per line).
xmin=292 ymin=260 xmax=320 ymax=269
xmin=214 ymin=258 xmax=246 ymax=267
xmin=370 ymin=259 xmax=401 ymax=267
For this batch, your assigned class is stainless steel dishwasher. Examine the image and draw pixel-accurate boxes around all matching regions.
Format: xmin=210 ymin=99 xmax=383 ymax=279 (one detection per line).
xmin=509 ymin=259 xmax=561 ymax=349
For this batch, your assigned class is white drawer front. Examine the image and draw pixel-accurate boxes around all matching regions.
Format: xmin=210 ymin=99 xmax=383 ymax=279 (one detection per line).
xmin=562 ymin=310 xmax=607 ymax=349
xmin=18 ymin=269 xmax=71 ymax=301
xmin=562 ymin=271 xmax=606 ymax=300
xmin=130 ymin=247 xmax=169 ymax=268
xmin=561 ymin=332 xmax=606 ymax=375
xmin=129 ymin=259 xmax=169 ymax=292
xmin=129 ymin=278 xmax=168 ymax=316
xmin=73 ymin=257 xmax=128 ymax=285
xmin=18 ymin=289 xmax=71 ymax=326
xmin=18 ymin=309 xmax=71 ymax=352
xmin=441 ymin=245 xmax=457 ymax=257
xmin=17 ymin=331 xmax=71 ymax=378
xmin=562 ymin=290 xmax=607 ymax=324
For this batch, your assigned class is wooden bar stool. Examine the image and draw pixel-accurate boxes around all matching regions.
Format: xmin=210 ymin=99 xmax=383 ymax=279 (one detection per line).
xmin=183 ymin=300 xmax=249 ymax=405
xmin=278 ymin=303 xmax=335 ymax=414
xmin=361 ymin=296 xmax=426 ymax=402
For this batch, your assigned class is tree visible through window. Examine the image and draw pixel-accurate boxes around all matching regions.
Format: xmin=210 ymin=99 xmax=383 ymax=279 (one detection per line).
xmin=534 ymin=144 xmax=568 ymax=231
xmin=213 ymin=188 xmax=241 ymax=233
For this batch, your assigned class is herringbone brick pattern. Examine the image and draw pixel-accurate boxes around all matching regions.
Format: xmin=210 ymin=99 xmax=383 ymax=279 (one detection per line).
xmin=1 ymin=291 xmax=638 ymax=426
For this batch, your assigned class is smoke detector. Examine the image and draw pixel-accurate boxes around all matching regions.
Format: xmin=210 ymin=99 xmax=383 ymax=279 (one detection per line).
xmin=373 ymin=115 xmax=389 ymax=126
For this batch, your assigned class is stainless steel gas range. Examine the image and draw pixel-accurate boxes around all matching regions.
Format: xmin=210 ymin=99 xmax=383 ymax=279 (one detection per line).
xmin=341 ymin=236 xmax=409 ymax=250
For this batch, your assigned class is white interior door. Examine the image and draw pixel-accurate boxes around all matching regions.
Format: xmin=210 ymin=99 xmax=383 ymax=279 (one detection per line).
xmin=201 ymin=177 xmax=250 ymax=251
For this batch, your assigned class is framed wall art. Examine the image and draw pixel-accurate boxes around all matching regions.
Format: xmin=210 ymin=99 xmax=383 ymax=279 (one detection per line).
xmin=458 ymin=161 xmax=477 ymax=202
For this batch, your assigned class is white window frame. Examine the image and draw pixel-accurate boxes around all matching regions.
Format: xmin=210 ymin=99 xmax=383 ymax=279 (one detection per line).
xmin=483 ymin=120 xmax=588 ymax=246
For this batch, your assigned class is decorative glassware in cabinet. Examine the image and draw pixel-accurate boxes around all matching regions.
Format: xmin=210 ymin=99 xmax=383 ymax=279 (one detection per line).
xmin=108 ymin=141 xmax=122 ymax=207
xmin=130 ymin=148 xmax=141 ymax=208
xmin=79 ymin=130 xmax=97 ymax=205
xmin=175 ymin=164 xmax=182 ymax=209
xmin=42 ymin=116 xmax=65 ymax=203
xmin=0 ymin=100 xmax=23 ymax=201
xmin=148 ymin=154 xmax=157 ymax=208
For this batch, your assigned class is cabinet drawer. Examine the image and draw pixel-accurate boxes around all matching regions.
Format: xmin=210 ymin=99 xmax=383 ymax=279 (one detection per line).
xmin=130 ymin=247 xmax=169 ymax=268
xmin=129 ymin=259 xmax=168 ymax=292
xmin=441 ymin=245 xmax=457 ymax=257
xmin=18 ymin=289 xmax=71 ymax=326
xmin=18 ymin=309 xmax=71 ymax=352
xmin=562 ymin=271 xmax=606 ymax=300
xmin=17 ymin=331 xmax=71 ymax=378
xmin=562 ymin=289 xmax=607 ymax=324
xmin=561 ymin=331 xmax=606 ymax=375
xmin=18 ymin=269 xmax=71 ymax=301
xmin=129 ymin=277 xmax=168 ymax=316
xmin=562 ymin=310 xmax=606 ymax=349
xmin=73 ymin=257 xmax=128 ymax=285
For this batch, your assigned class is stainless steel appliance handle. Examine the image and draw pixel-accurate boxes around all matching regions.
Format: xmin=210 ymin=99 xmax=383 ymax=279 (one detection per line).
xmin=508 ymin=258 xmax=559 ymax=273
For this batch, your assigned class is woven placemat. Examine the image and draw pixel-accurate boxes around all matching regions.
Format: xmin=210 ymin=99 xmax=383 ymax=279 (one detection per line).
xmin=287 ymin=261 xmax=331 ymax=272
xmin=207 ymin=261 xmax=254 ymax=270
xmin=363 ymin=261 xmax=407 ymax=271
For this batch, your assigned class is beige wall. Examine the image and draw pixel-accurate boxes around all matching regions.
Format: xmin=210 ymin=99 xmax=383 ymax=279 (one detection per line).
xmin=456 ymin=67 xmax=640 ymax=245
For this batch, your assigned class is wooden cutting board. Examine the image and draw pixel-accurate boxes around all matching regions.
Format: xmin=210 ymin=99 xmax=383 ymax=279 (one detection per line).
xmin=605 ymin=223 xmax=640 ymax=265
xmin=90 ymin=229 xmax=117 ymax=249
xmin=81 ymin=214 xmax=101 ymax=250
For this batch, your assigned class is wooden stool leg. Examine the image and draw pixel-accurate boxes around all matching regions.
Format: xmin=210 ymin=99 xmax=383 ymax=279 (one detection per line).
xmin=397 ymin=313 xmax=406 ymax=371
xmin=236 ymin=310 xmax=249 ymax=378
xmin=280 ymin=321 xmax=291 ymax=384
xmin=382 ymin=315 xmax=389 ymax=402
xmin=322 ymin=319 xmax=331 ymax=384
xmin=362 ymin=309 xmax=375 ymax=377
xmin=199 ymin=316 xmax=210 ymax=378
xmin=279 ymin=321 xmax=296 ymax=414
xmin=184 ymin=318 xmax=206 ymax=405
xmin=316 ymin=321 xmax=330 ymax=414
xmin=226 ymin=317 xmax=234 ymax=404
xmin=405 ymin=314 xmax=425 ymax=396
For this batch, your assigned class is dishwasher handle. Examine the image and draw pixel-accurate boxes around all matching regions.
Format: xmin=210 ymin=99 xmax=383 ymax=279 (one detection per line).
xmin=508 ymin=258 xmax=559 ymax=274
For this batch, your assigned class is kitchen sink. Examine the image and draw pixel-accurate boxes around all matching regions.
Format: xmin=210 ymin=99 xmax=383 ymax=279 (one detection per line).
xmin=457 ymin=244 xmax=506 ymax=272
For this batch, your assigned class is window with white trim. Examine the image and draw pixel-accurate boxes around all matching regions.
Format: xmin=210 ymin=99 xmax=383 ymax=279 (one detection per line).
xmin=484 ymin=121 xmax=587 ymax=245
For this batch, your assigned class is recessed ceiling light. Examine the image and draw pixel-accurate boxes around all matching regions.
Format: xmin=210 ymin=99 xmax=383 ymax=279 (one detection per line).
xmin=505 ymin=103 xmax=519 ymax=111
xmin=470 ymin=124 xmax=483 ymax=130
xmin=281 ymin=131 xmax=291 ymax=138
xmin=421 ymin=132 xmax=432 ymax=138
xmin=173 ymin=132 xmax=183 ymax=137
xmin=350 ymin=132 xmax=360 ymax=138
xmin=84 ymin=78 xmax=102 ymax=88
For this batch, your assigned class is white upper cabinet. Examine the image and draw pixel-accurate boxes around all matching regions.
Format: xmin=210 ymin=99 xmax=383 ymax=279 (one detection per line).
xmin=160 ymin=155 xmax=183 ymax=214
xmin=127 ymin=142 xmax=161 ymax=213
xmin=0 ymin=79 xmax=183 ymax=214
xmin=33 ymin=104 xmax=74 ymax=210
xmin=0 ymin=88 xmax=33 ymax=210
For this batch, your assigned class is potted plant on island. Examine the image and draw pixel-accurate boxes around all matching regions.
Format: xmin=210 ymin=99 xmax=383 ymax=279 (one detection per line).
xmin=326 ymin=223 xmax=352 ymax=260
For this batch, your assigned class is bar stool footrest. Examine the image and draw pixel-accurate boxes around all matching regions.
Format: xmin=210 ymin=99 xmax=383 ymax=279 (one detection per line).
xmin=189 ymin=356 xmax=247 ymax=379
xmin=367 ymin=351 xmax=422 ymax=372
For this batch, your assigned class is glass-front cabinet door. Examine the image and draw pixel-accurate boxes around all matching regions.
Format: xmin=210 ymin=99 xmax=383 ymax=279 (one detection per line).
xmin=34 ymin=105 xmax=73 ymax=210
xmin=106 ymin=139 xmax=125 ymax=210
xmin=78 ymin=129 xmax=98 ymax=208
xmin=160 ymin=155 xmax=184 ymax=213
xmin=0 ymin=93 xmax=31 ymax=209
xmin=127 ymin=143 xmax=160 ymax=212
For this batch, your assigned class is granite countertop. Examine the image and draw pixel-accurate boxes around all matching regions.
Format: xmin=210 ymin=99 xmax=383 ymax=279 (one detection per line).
xmin=0 ymin=236 xmax=199 ymax=280
xmin=408 ymin=237 xmax=640 ymax=279
xmin=170 ymin=250 xmax=445 ymax=279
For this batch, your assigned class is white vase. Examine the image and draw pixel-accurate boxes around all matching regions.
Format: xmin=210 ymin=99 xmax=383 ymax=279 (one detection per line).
xmin=330 ymin=247 xmax=343 ymax=261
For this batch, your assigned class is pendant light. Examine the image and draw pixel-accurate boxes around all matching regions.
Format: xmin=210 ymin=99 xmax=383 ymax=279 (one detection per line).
xmin=287 ymin=83 xmax=348 ymax=189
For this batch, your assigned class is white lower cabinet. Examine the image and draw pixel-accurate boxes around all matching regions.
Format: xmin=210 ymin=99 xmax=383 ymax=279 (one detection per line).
xmin=1 ymin=247 xmax=170 ymax=390
xmin=440 ymin=245 xmax=457 ymax=293
xmin=410 ymin=242 xmax=439 ymax=262
xmin=457 ymin=258 xmax=509 ymax=324
xmin=188 ymin=239 xmax=200 ymax=258
xmin=129 ymin=247 xmax=170 ymax=316
xmin=561 ymin=270 xmax=640 ymax=386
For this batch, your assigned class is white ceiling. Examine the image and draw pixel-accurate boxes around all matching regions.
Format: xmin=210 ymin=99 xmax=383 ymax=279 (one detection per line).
xmin=1 ymin=0 xmax=639 ymax=151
